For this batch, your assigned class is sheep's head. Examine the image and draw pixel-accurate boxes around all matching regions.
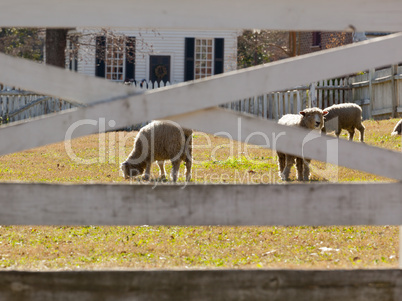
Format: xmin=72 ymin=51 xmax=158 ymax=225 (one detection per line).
xmin=299 ymin=108 xmax=328 ymax=130
xmin=120 ymin=161 xmax=145 ymax=179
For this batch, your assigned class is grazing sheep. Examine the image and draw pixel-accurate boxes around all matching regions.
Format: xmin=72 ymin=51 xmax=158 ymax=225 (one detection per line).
xmin=277 ymin=107 xmax=328 ymax=181
xmin=121 ymin=121 xmax=192 ymax=182
xmin=391 ymin=119 xmax=402 ymax=136
xmin=321 ymin=103 xmax=365 ymax=142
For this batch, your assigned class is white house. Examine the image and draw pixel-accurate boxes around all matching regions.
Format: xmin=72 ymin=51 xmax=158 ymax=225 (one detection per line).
xmin=67 ymin=28 xmax=239 ymax=85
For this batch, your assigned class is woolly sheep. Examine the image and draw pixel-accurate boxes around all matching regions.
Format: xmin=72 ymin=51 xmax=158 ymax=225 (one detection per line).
xmin=391 ymin=119 xmax=402 ymax=136
xmin=277 ymin=107 xmax=328 ymax=181
xmin=121 ymin=121 xmax=193 ymax=182
xmin=321 ymin=103 xmax=365 ymax=142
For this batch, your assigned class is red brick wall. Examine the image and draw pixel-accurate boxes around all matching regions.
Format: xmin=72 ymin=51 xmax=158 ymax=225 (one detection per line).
xmin=297 ymin=31 xmax=353 ymax=55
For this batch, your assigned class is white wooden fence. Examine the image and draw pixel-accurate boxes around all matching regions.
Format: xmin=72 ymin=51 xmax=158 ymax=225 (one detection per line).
xmin=0 ymin=86 xmax=76 ymax=123
xmin=222 ymin=78 xmax=352 ymax=121
xmin=225 ymin=69 xmax=402 ymax=121
xmin=351 ymin=65 xmax=402 ymax=119
xmin=0 ymin=0 xmax=402 ymax=300
xmin=0 ymin=81 xmax=170 ymax=123
xmin=3 ymin=68 xmax=401 ymax=124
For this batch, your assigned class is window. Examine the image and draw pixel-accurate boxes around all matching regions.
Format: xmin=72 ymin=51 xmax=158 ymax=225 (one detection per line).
xmin=194 ymin=38 xmax=214 ymax=79
xmin=184 ymin=37 xmax=224 ymax=81
xmin=95 ymin=36 xmax=135 ymax=82
xmin=105 ymin=36 xmax=125 ymax=81
xmin=312 ymin=32 xmax=322 ymax=47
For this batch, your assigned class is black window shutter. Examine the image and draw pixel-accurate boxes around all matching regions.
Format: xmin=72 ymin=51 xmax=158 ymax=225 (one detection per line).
xmin=125 ymin=37 xmax=136 ymax=81
xmin=184 ymin=38 xmax=195 ymax=81
xmin=214 ymin=38 xmax=224 ymax=75
xmin=95 ymin=36 xmax=106 ymax=78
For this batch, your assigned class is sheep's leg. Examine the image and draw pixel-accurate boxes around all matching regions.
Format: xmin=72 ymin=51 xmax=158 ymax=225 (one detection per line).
xmin=185 ymin=158 xmax=192 ymax=182
xmin=281 ymin=155 xmax=295 ymax=181
xmin=277 ymin=152 xmax=286 ymax=176
xmin=348 ymin=129 xmax=355 ymax=141
xmin=170 ymin=160 xmax=181 ymax=183
xmin=184 ymin=138 xmax=192 ymax=182
xmin=296 ymin=158 xmax=304 ymax=181
xmin=356 ymin=124 xmax=365 ymax=142
xmin=157 ymin=161 xmax=166 ymax=180
xmin=302 ymin=159 xmax=311 ymax=181
xmin=142 ymin=162 xmax=151 ymax=181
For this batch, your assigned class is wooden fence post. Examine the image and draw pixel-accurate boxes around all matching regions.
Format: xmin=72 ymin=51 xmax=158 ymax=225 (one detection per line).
xmin=391 ymin=64 xmax=398 ymax=118
xmin=309 ymin=83 xmax=317 ymax=107
xmin=348 ymin=77 xmax=353 ymax=104
xmin=369 ymin=68 xmax=376 ymax=118
xmin=400 ymin=226 xmax=402 ymax=268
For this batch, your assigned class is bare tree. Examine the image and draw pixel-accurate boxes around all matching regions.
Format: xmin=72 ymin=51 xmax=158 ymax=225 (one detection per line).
xmin=237 ymin=30 xmax=296 ymax=69
xmin=0 ymin=28 xmax=44 ymax=60
xmin=45 ymin=28 xmax=69 ymax=67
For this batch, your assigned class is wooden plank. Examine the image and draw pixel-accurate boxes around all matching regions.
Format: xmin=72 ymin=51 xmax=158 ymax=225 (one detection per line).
xmin=1 ymin=0 xmax=402 ymax=32
xmin=170 ymin=108 xmax=402 ymax=181
xmin=355 ymin=99 xmax=371 ymax=106
xmin=0 ymin=182 xmax=401 ymax=226
xmin=7 ymin=97 xmax=51 ymax=118
xmin=372 ymin=108 xmax=393 ymax=116
xmin=392 ymin=65 xmax=399 ymax=118
xmin=1 ymin=34 xmax=402 ymax=158
xmin=0 ymin=53 xmax=142 ymax=106
xmin=400 ymin=226 xmax=402 ymax=268
xmin=0 ymin=270 xmax=400 ymax=301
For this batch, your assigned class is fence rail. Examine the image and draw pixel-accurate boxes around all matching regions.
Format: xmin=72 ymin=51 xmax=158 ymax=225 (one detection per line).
xmin=0 ymin=81 xmax=167 ymax=123
xmin=2 ymin=65 xmax=402 ymax=125
xmin=224 ymin=65 xmax=402 ymax=121
xmin=0 ymin=269 xmax=400 ymax=301
xmin=0 ymin=85 xmax=76 ymax=123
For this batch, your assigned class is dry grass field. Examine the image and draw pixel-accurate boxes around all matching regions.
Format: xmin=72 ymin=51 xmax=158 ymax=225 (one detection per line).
xmin=0 ymin=117 xmax=400 ymax=270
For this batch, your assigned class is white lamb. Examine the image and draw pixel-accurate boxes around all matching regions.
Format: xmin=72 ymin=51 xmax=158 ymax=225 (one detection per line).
xmin=121 ymin=121 xmax=193 ymax=182
xmin=277 ymin=107 xmax=328 ymax=181
xmin=321 ymin=103 xmax=365 ymax=142
xmin=391 ymin=119 xmax=402 ymax=136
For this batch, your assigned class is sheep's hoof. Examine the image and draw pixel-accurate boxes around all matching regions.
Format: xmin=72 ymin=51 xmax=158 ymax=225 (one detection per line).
xmin=159 ymin=176 xmax=168 ymax=183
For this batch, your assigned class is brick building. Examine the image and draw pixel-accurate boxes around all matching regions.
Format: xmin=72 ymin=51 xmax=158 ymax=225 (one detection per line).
xmin=297 ymin=31 xmax=353 ymax=55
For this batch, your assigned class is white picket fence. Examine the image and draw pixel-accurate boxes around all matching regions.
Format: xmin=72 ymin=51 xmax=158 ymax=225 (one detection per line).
xmin=222 ymin=77 xmax=352 ymax=121
xmin=0 ymin=81 xmax=171 ymax=123
xmin=225 ymin=70 xmax=402 ymax=121
xmin=0 ymin=0 xmax=401 ymax=300
xmin=0 ymin=86 xmax=75 ymax=123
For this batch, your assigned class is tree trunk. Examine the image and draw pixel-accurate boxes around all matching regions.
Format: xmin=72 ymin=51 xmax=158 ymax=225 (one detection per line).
xmin=45 ymin=29 xmax=68 ymax=68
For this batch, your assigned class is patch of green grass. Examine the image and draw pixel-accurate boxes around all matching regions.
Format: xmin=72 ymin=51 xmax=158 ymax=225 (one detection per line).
xmin=200 ymin=155 xmax=276 ymax=170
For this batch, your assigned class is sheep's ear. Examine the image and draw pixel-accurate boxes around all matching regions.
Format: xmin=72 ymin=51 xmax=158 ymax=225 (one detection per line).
xmin=323 ymin=110 xmax=329 ymax=116
xmin=299 ymin=111 xmax=306 ymax=116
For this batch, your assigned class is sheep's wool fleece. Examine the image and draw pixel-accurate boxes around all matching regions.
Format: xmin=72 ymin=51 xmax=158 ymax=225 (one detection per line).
xmin=323 ymin=103 xmax=362 ymax=128
xmin=278 ymin=108 xmax=325 ymax=129
xmin=133 ymin=121 xmax=192 ymax=161
xmin=391 ymin=119 xmax=402 ymax=136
